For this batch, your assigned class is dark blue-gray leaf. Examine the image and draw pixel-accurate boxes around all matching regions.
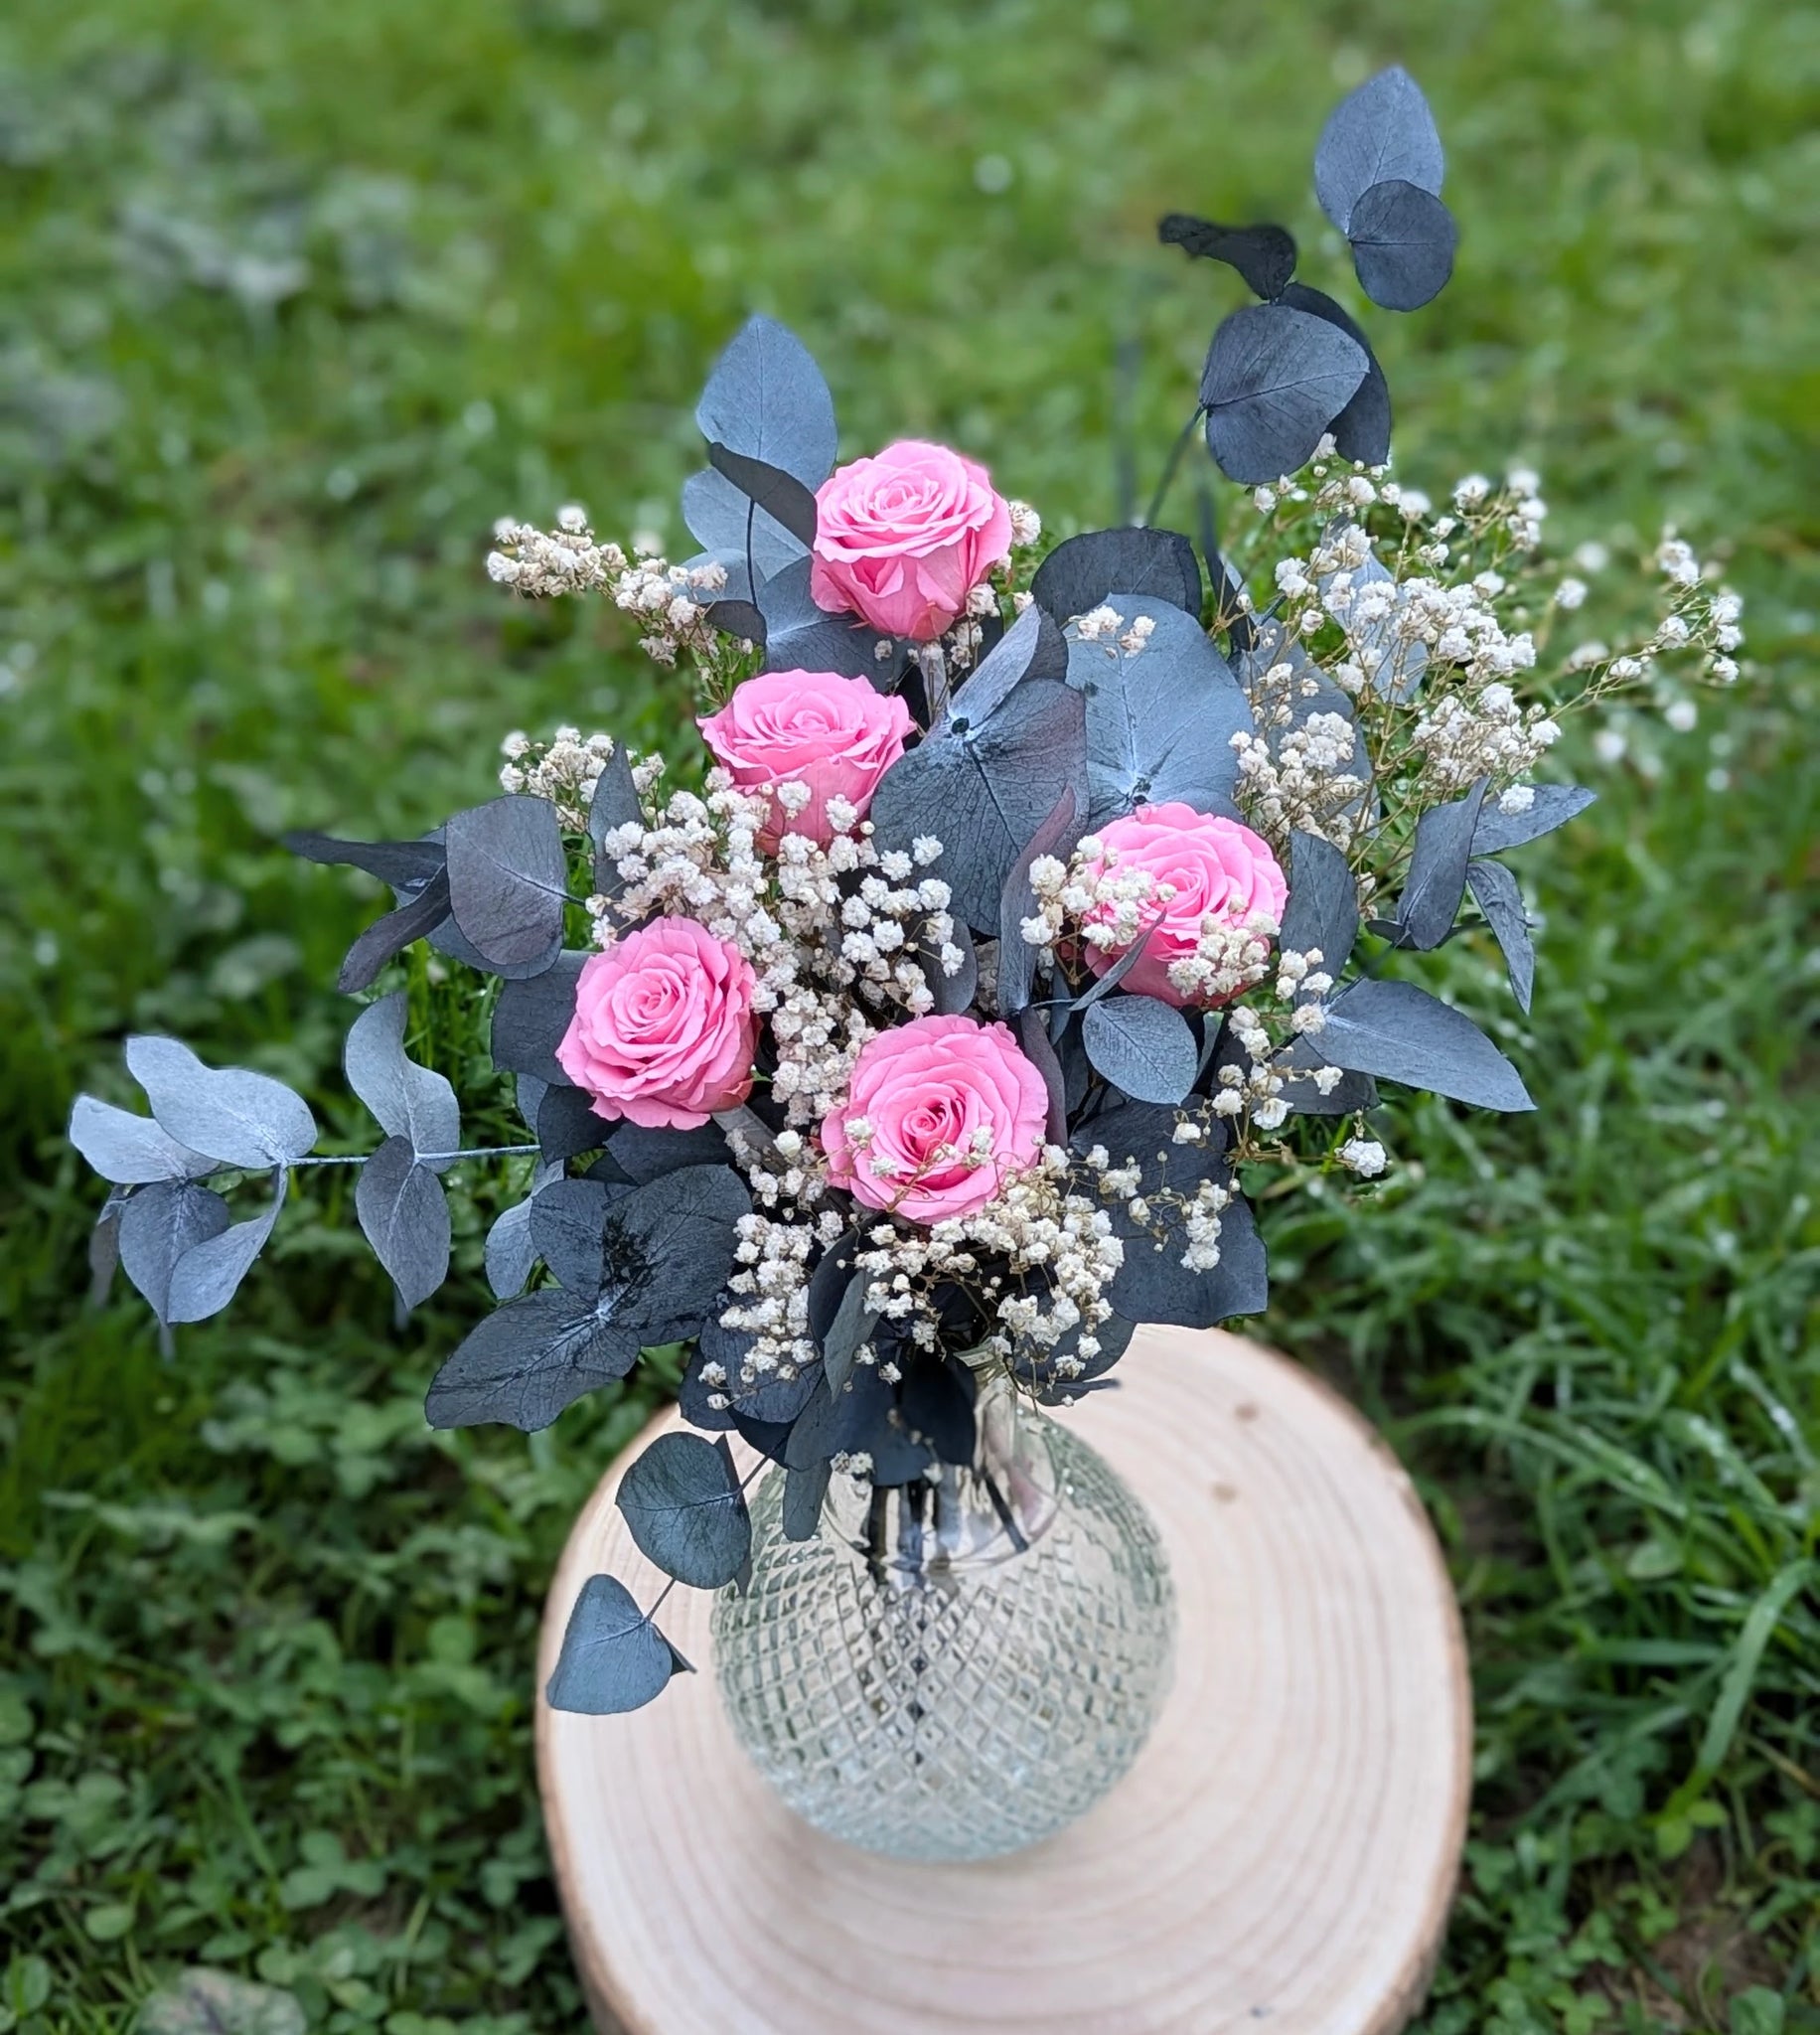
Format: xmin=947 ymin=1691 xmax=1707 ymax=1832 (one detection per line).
xmin=425 ymin=1287 xmax=641 ymax=1431
xmin=1015 ymin=1006 xmax=1069 ymax=1146
xmin=491 ymin=952 xmax=585 ymax=1086
xmin=283 ymin=829 xmax=445 ymax=891
xmin=606 ymin=1119 xmax=730 ymax=1184
xmin=1318 ymin=521 xmax=1427 ymax=701
xmin=998 ymin=785 xmax=1082 ymax=1017
xmin=1347 ymin=179 xmax=1457 ymax=312
xmin=749 ymin=556 xmax=904 ymax=685
xmin=1158 ymin=215 xmax=1296 ymax=301
xmin=681 ymin=465 xmax=807 ymax=581
xmin=615 ymin=1431 xmax=751 ymax=1590
xmin=444 ymin=796 xmax=569 ymax=971
xmin=344 ymin=993 xmax=461 ymax=1170
xmin=1395 ymin=779 xmax=1487 ymax=950
xmin=866 ymin=677 xmax=1088 ymax=934
xmin=920 ymin=917 xmax=979 ymax=1017
xmin=537 ymin=1083 xmax=606 ymax=1165
xmin=119 ymin=1179 xmax=231 ymax=1327
xmin=1083 ymin=995 xmax=1199 ymax=1105
xmin=1064 ymin=596 xmax=1252 ymax=827
xmin=353 ymin=1137 xmax=448 ymax=1312
xmin=1281 ymin=831 xmax=1359 ymax=985
xmin=125 ymin=1035 xmax=318 ymax=1171
xmin=1313 ymin=65 xmax=1444 ymax=235
xmin=1278 ymin=284 xmax=1391 ymax=466
xmin=340 ymin=870 xmax=456 ymax=994
xmin=1466 ymin=859 xmax=1535 ymax=1015
xmin=705 ymin=442 xmax=819 ymax=548
xmin=821 ymin=1271 xmax=876 ymax=1399
xmin=530 ymin=1175 xmax=611 ymax=1293
xmin=898 ymin=1358 xmax=978 ymax=1467
xmin=70 ymin=1095 xmax=215 ymax=1185
xmin=949 ymin=599 xmax=1069 ymax=722
xmin=167 ymin=1168 xmax=287 ymax=1325
xmin=1030 ymin=528 xmax=1202 ymax=627
xmin=694 ymin=314 xmax=837 ymax=489
xmin=1316 ymin=979 xmax=1534 ymax=1111
xmin=1234 ymin=618 xmax=1373 ymax=821
xmin=782 ymin=1461 xmax=831 ymax=1542
xmin=609 ymin=1165 xmax=752 ymax=1344
xmin=484 ymin=1199 xmax=535 ymax=1301
xmin=1199 ymin=304 xmax=1368 ymax=485
xmin=588 ymin=743 xmax=642 ymax=896
xmin=1470 ymin=783 xmax=1596 ymax=855
xmin=545 ymin=1574 xmax=685 ymax=1716
xmin=1273 ymin=1034 xmax=1381 ymax=1116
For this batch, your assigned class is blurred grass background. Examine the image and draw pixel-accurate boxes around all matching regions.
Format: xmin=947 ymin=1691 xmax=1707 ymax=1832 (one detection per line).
xmin=1 ymin=0 xmax=1816 ymax=2028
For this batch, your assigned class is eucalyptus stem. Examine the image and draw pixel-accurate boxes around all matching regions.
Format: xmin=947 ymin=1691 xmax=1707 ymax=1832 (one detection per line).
xmin=293 ymin=1144 xmax=541 ymax=1169
xmin=1142 ymin=402 xmax=1206 ymax=529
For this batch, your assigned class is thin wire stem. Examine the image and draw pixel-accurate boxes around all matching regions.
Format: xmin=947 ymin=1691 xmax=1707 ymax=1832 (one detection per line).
xmin=1142 ymin=403 xmax=1206 ymax=528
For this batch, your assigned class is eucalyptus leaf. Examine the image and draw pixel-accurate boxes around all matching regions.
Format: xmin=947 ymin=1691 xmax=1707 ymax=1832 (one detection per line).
xmin=782 ymin=1461 xmax=832 ymax=1542
xmin=1199 ymin=303 xmax=1368 ymax=484
xmin=1347 ymin=179 xmax=1457 ymax=312
xmin=898 ymin=1356 xmax=978 ymax=1467
xmin=338 ymin=870 xmax=454 ymax=994
xmin=1278 ymin=284 xmax=1391 ymax=466
xmin=1470 ymin=783 xmax=1595 ymax=855
xmin=537 ymin=1083 xmax=607 ymax=1164
xmin=119 ymin=1179 xmax=231 ymax=1327
xmin=705 ymin=441 xmax=819 ymax=547
xmin=166 ymin=1167 xmax=287 ymax=1325
xmin=530 ymin=1175 xmax=611 ymax=1292
xmin=681 ymin=465 xmax=806 ymax=580
xmin=344 ymin=993 xmax=460 ymax=1169
xmin=544 ymin=1574 xmax=685 ymax=1716
xmin=1319 ymin=522 xmax=1427 ymax=701
xmin=484 ymin=1198 xmax=536 ymax=1300
xmin=1083 ymin=994 xmax=1199 ymax=1105
xmin=751 ymin=555 xmax=906 ymax=685
xmin=444 ymin=795 xmax=569 ymax=971
xmin=1015 ymin=1006 xmax=1069 ymax=1145
xmin=354 ymin=1138 xmax=450 ymax=1311
xmin=615 ymin=1431 xmax=751 ymax=1590
xmin=605 ymin=1165 xmax=752 ymax=1343
xmin=1394 ymin=778 xmax=1487 ymax=950
xmin=1467 ymin=858 xmax=1536 ymax=1014
xmin=424 ymin=1287 xmax=641 ymax=1431
xmin=282 ymin=829 xmax=445 ymax=892
xmin=1233 ymin=618 xmax=1372 ymax=821
xmin=1064 ymin=596 xmax=1251 ymax=827
xmin=1315 ymin=979 xmax=1534 ymax=1111
xmin=998 ymin=785 xmax=1082 ymax=1017
xmin=1314 ymin=66 xmax=1445 ymax=235
xmin=588 ymin=743 xmax=643 ymax=895
xmin=694 ymin=313 xmax=837 ymax=489
xmin=920 ymin=917 xmax=978 ymax=1016
xmin=1158 ymin=214 xmax=1296 ymax=301
xmin=1280 ymin=830 xmax=1359 ymax=985
xmin=867 ymin=672 xmax=1088 ymax=934
xmin=1029 ymin=528 xmax=1202 ymax=627
xmin=125 ymin=1034 xmax=317 ymax=1170
xmin=69 ymin=1094 xmax=215 ymax=1184
xmin=949 ymin=599 xmax=1069 ymax=721
xmin=821 ymin=1271 xmax=877 ymax=1399
xmin=605 ymin=1119 xmax=731 ymax=1184
xmin=490 ymin=952 xmax=585 ymax=1086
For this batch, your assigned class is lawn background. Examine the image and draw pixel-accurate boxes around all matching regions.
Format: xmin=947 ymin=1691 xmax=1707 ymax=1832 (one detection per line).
xmin=1 ymin=0 xmax=1816 ymax=2029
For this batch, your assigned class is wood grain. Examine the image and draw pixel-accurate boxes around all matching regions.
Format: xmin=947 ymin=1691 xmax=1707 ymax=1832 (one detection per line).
xmin=537 ymin=1327 xmax=1471 ymax=2035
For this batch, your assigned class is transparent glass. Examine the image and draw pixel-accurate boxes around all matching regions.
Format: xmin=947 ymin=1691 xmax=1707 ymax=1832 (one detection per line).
xmin=711 ymin=1363 xmax=1174 ymax=1861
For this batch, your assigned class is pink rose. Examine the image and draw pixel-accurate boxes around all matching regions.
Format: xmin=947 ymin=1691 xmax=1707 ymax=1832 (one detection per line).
xmin=1080 ymin=803 xmax=1288 ymax=1007
xmin=556 ymin=918 xmax=758 ymax=1131
xmin=698 ymin=668 xmax=914 ymax=850
xmin=810 ymin=439 xmax=1013 ymax=643
xmin=822 ymin=1014 xmax=1048 ymax=1226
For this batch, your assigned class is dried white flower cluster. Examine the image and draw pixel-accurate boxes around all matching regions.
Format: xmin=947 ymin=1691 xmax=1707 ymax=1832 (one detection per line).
xmin=498 ymin=726 xmax=619 ymax=830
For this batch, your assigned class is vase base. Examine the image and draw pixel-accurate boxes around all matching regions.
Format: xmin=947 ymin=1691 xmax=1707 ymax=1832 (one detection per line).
xmin=537 ymin=1327 xmax=1470 ymax=2035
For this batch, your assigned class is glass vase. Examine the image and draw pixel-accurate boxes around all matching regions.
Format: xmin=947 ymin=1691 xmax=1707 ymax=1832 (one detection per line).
xmin=710 ymin=1360 xmax=1174 ymax=1862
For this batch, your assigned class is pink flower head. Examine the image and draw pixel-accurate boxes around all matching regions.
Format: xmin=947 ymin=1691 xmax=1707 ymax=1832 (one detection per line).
xmin=697 ymin=668 xmax=914 ymax=851
xmin=810 ymin=439 xmax=1013 ymax=643
xmin=556 ymin=918 xmax=758 ymax=1131
xmin=821 ymin=1014 xmax=1048 ymax=1226
xmin=1080 ymin=803 xmax=1288 ymax=1008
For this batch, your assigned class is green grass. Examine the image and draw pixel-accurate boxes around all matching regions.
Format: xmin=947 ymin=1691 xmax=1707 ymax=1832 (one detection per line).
xmin=1 ymin=0 xmax=1816 ymax=2027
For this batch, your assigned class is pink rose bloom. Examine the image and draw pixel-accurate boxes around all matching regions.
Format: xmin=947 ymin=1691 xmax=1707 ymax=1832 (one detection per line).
xmin=1080 ymin=803 xmax=1289 ymax=1008
xmin=810 ymin=439 xmax=1013 ymax=643
xmin=698 ymin=668 xmax=914 ymax=850
xmin=556 ymin=918 xmax=758 ymax=1131
xmin=822 ymin=1014 xmax=1048 ymax=1226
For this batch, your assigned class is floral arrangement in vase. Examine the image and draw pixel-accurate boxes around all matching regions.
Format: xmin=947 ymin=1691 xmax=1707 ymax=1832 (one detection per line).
xmin=69 ymin=65 xmax=1742 ymax=1851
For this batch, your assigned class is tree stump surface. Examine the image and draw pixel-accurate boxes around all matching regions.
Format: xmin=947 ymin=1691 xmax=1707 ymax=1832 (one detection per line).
xmin=536 ymin=1327 xmax=1471 ymax=2035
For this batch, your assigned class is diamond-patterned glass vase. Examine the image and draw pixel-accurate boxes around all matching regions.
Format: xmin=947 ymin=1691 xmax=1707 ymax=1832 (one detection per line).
xmin=711 ymin=1364 xmax=1174 ymax=1862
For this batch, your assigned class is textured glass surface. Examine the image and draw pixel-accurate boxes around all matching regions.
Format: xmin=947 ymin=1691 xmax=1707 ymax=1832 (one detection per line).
xmin=712 ymin=1399 xmax=1174 ymax=1862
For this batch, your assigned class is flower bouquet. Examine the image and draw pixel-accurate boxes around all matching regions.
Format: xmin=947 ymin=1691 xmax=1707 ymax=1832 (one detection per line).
xmin=70 ymin=68 xmax=1740 ymax=1860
